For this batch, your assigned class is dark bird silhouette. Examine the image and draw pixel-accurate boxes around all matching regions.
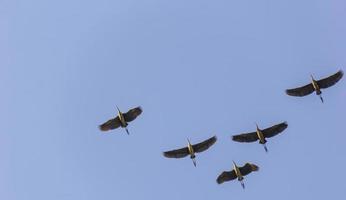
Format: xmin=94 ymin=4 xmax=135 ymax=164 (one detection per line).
xmin=286 ymin=70 xmax=343 ymax=103
xmin=99 ymin=106 xmax=142 ymax=135
xmin=217 ymin=161 xmax=259 ymax=189
xmin=163 ymin=136 xmax=217 ymax=167
xmin=232 ymin=122 xmax=288 ymax=152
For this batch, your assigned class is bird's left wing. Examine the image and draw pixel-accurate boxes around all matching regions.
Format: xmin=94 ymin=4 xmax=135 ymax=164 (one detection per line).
xmin=217 ymin=170 xmax=237 ymax=184
xmin=99 ymin=117 xmax=122 ymax=131
xmin=286 ymin=83 xmax=315 ymax=97
xmin=163 ymin=147 xmax=190 ymax=158
xmin=232 ymin=132 xmax=258 ymax=143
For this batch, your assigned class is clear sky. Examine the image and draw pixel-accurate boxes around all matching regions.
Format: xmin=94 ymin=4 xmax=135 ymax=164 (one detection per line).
xmin=1 ymin=0 xmax=346 ymax=199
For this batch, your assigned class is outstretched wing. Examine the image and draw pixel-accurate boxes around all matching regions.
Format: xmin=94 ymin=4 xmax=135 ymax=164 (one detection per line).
xmin=99 ymin=117 xmax=122 ymax=131
xmin=317 ymin=70 xmax=343 ymax=89
xmin=262 ymin=122 xmax=288 ymax=138
xmin=232 ymin=132 xmax=258 ymax=143
xmin=124 ymin=106 xmax=142 ymax=122
xmin=163 ymin=147 xmax=190 ymax=158
xmin=217 ymin=170 xmax=237 ymax=184
xmin=239 ymin=163 xmax=259 ymax=176
xmin=193 ymin=136 xmax=217 ymax=153
xmin=286 ymin=83 xmax=315 ymax=97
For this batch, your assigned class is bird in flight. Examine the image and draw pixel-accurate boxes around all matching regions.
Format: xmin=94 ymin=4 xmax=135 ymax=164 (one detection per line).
xmin=163 ymin=136 xmax=217 ymax=167
xmin=99 ymin=106 xmax=142 ymax=135
xmin=232 ymin=122 xmax=288 ymax=152
xmin=217 ymin=161 xmax=259 ymax=189
xmin=286 ymin=70 xmax=343 ymax=103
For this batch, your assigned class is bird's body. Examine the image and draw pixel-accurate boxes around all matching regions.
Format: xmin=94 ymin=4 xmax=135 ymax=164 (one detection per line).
xmin=311 ymin=77 xmax=321 ymax=94
xmin=233 ymin=162 xmax=243 ymax=181
xmin=99 ymin=106 xmax=142 ymax=135
xmin=256 ymin=125 xmax=266 ymax=144
xmin=187 ymin=140 xmax=195 ymax=156
xmin=286 ymin=70 xmax=343 ymax=103
xmin=117 ymin=108 xmax=128 ymax=127
xmin=187 ymin=139 xmax=196 ymax=166
xmin=217 ymin=162 xmax=259 ymax=189
xmin=163 ymin=136 xmax=217 ymax=167
xmin=232 ymin=122 xmax=288 ymax=152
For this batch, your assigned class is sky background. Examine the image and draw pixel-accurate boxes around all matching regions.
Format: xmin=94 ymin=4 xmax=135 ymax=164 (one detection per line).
xmin=1 ymin=0 xmax=346 ymax=199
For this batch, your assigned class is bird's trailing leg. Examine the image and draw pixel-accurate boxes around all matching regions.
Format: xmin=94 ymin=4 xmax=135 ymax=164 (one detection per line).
xmin=316 ymin=90 xmax=324 ymax=103
xmin=319 ymin=94 xmax=324 ymax=103
xmin=190 ymin=155 xmax=196 ymax=167
xmin=240 ymin=180 xmax=245 ymax=189
xmin=260 ymin=140 xmax=268 ymax=153
xmin=191 ymin=157 xmax=196 ymax=167
xmin=263 ymin=144 xmax=268 ymax=153
xmin=125 ymin=127 xmax=130 ymax=135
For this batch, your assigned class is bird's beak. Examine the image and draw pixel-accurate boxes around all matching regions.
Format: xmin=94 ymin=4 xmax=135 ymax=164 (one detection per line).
xmin=310 ymin=74 xmax=314 ymax=80
xmin=232 ymin=160 xmax=237 ymax=167
xmin=116 ymin=105 xmax=121 ymax=113
xmin=187 ymin=138 xmax=191 ymax=145
xmin=255 ymin=123 xmax=259 ymax=130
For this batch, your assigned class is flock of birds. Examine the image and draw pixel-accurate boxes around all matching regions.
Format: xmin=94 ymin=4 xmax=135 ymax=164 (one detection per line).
xmin=98 ymin=69 xmax=343 ymax=189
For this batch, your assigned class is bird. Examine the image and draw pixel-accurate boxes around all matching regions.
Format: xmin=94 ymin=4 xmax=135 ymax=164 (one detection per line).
xmin=232 ymin=122 xmax=288 ymax=152
xmin=286 ymin=70 xmax=343 ymax=103
xmin=217 ymin=161 xmax=259 ymax=189
xmin=99 ymin=106 xmax=142 ymax=135
xmin=163 ymin=136 xmax=217 ymax=167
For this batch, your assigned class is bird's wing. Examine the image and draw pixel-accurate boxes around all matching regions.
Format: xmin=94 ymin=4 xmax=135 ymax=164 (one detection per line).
xmin=317 ymin=70 xmax=344 ymax=89
xmin=232 ymin=132 xmax=258 ymax=143
xmin=193 ymin=136 xmax=217 ymax=153
xmin=239 ymin=163 xmax=259 ymax=176
xmin=163 ymin=147 xmax=190 ymax=158
xmin=123 ymin=106 xmax=143 ymax=122
xmin=99 ymin=117 xmax=122 ymax=131
xmin=262 ymin=122 xmax=288 ymax=138
xmin=286 ymin=83 xmax=315 ymax=97
xmin=217 ymin=170 xmax=237 ymax=184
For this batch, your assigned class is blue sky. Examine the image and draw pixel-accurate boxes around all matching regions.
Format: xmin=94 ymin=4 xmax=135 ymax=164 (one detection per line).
xmin=1 ymin=0 xmax=346 ymax=199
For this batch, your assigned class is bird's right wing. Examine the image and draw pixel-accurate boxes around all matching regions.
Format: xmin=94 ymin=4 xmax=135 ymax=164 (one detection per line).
xmin=163 ymin=147 xmax=190 ymax=158
xmin=123 ymin=106 xmax=143 ymax=122
xmin=193 ymin=136 xmax=217 ymax=153
xmin=232 ymin=132 xmax=258 ymax=143
xmin=262 ymin=122 xmax=288 ymax=138
xmin=217 ymin=170 xmax=237 ymax=184
xmin=317 ymin=70 xmax=344 ymax=89
xmin=286 ymin=83 xmax=315 ymax=97
xmin=99 ymin=117 xmax=122 ymax=131
xmin=239 ymin=163 xmax=259 ymax=176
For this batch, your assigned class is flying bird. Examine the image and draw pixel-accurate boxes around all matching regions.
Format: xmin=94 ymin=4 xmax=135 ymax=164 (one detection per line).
xmin=163 ymin=136 xmax=217 ymax=167
xmin=217 ymin=161 xmax=259 ymax=189
xmin=232 ymin=122 xmax=288 ymax=152
xmin=99 ymin=106 xmax=142 ymax=135
xmin=286 ymin=70 xmax=343 ymax=103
